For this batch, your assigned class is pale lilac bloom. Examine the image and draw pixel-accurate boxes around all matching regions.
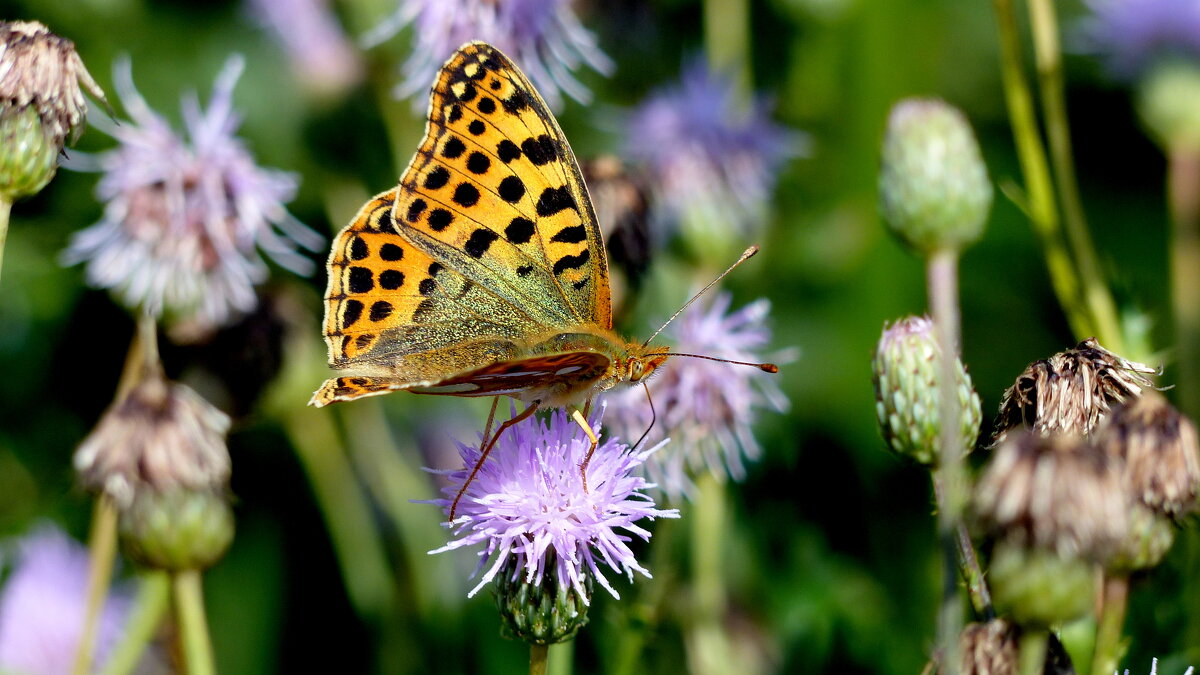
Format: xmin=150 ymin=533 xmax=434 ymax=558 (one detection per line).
xmin=63 ymin=56 xmax=322 ymax=329
xmin=0 ymin=526 xmax=131 ymax=675
xmin=623 ymin=61 xmax=804 ymax=241
xmin=604 ymin=293 xmax=791 ymax=500
xmin=363 ymin=0 xmax=612 ymax=110
xmin=431 ymin=405 xmax=678 ymax=602
xmin=247 ymin=0 xmax=363 ymax=95
xmin=1078 ymin=0 xmax=1200 ymax=78
xmin=1119 ymin=658 xmax=1196 ymax=675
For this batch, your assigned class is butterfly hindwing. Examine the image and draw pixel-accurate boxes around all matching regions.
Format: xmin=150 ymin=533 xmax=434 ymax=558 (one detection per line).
xmin=390 ymin=41 xmax=612 ymax=332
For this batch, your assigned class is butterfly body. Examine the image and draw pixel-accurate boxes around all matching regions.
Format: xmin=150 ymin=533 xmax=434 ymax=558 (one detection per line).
xmin=310 ymin=42 xmax=670 ymax=411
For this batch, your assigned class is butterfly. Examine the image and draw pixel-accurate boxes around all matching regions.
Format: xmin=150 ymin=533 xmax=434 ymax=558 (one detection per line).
xmin=310 ymin=42 xmax=774 ymax=514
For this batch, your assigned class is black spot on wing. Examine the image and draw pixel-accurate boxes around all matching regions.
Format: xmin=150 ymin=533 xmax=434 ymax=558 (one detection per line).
xmin=521 ymin=135 xmax=557 ymax=166
xmin=497 ymin=140 xmax=521 ymax=163
xmin=553 ymin=250 xmax=590 ymax=276
xmin=342 ymin=299 xmax=363 ymax=327
xmin=428 ymin=209 xmax=454 ymax=231
xmin=505 ymin=217 xmax=534 ymax=244
xmin=348 ymin=267 xmax=373 ymax=293
xmin=550 ymin=224 xmax=586 ymax=244
xmin=370 ymin=301 xmax=393 ymax=322
xmin=405 ymin=199 xmax=426 ymax=223
xmin=453 ymin=183 xmax=481 ymax=207
xmin=424 ymin=166 xmax=450 ymax=190
xmin=466 ymin=152 xmax=491 ymax=175
xmin=379 ymin=270 xmax=404 ymax=290
xmin=442 ymin=136 xmax=466 ymax=159
xmin=498 ymin=176 xmax=525 ymax=203
xmin=478 ymin=97 xmax=496 ymax=114
xmin=536 ymin=186 xmax=576 ymax=217
xmin=380 ymin=243 xmax=404 ymax=261
xmin=349 ymin=236 xmax=368 ymax=260
xmin=517 ymin=265 xmax=534 ymax=277
xmin=468 ymin=120 xmax=486 ymax=136
xmin=464 ymin=228 xmax=499 ymax=259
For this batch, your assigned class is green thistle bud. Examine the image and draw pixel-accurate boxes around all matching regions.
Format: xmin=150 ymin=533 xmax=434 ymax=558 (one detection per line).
xmin=0 ymin=21 xmax=106 ymax=200
xmin=120 ymin=488 xmax=234 ymax=571
xmin=1137 ymin=60 xmax=1200 ymax=151
xmin=494 ymin=552 xmax=592 ymax=645
xmin=879 ymin=98 xmax=993 ymax=254
xmin=872 ymin=316 xmax=982 ymax=465
xmin=1108 ymin=503 xmax=1176 ymax=573
xmin=988 ymin=540 xmax=1093 ymax=628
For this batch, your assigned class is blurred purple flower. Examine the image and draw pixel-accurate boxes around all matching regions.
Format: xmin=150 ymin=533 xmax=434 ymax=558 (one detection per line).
xmin=431 ymin=405 xmax=678 ymax=601
xmin=62 ymin=56 xmax=322 ymax=330
xmin=0 ymin=526 xmax=131 ymax=674
xmin=247 ymin=0 xmax=363 ymax=95
xmin=1078 ymin=0 xmax=1200 ymax=78
xmin=623 ymin=61 xmax=804 ymax=241
xmin=604 ymin=293 xmax=791 ymax=500
xmin=363 ymin=0 xmax=612 ymax=110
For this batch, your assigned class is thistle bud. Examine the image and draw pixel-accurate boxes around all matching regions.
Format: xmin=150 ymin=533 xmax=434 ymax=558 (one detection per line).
xmin=0 ymin=21 xmax=106 ymax=199
xmin=495 ymin=552 xmax=592 ymax=645
xmin=1137 ymin=60 xmax=1200 ymax=151
xmin=987 ymin=542 xmax=1095 ymax=628
xmin=992 ymin=338 xmax=1155 ymax=446
xmin=879 ymin=98 xmax=992 ymax=254
xmin=872 ymin=316 xmax=982 ymax=465
xmin=119 ymin=488 xmax=234 ymax=571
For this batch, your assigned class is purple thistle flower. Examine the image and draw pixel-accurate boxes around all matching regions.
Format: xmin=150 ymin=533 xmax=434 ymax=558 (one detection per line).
xmin=363 ymin=0 xmax=612 ymax=110
xmin=247 ymin=0 xmax=363 ymax=95
xmin=1077 ymin=0 xmax=1200 ymax=79
xmin=0 ymin=526 xmax=132 ymax=674
xmin=623 ymin=61 xmax=805 ymax=241
xmin=62 ymin=56 xmax=323 ymax=330
xmin=604 ymin=293 xmax=791 ymax=500
xmin=431 ymin=405 xmax=678 ymax=602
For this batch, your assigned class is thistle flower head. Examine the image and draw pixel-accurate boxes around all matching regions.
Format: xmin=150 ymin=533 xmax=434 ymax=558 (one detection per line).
xmin=365 ymin=0 xmax=612 ymax=110
xmin=603 ymin=293 xmax=789 ymax=499
xmin=872 ymin=315 xmax=982 ymax=465
xmin=74 ymin=363 xmax=232 ymax=509
xmin=879 ymin=98 xmax=992 ymax=255
xmin=974 ymin=431 xmax=1128 ymax=561
xmin=1078 ymin=0 xmax=1200 ymax=79
xmin=957 ymin=619 xmax=1019 ymax=675
xmin=1099 ymin=390 xmax=1200 ymax=518
xmin=0 ymin=21 xmax=106 ymax=199
xmin=431 ymin=405 xmax=678 ymax=602
xmin=0 ymin=526 xmax=132 ymax=674
xmin=62 ymin=55 xmax=322 ymax=330
xmin=623 ymin=61 xmax=803 ymax=242
xmin=992 ymin=338 xmax=1156 ymax=445
xmin=249 ymin=0 xmax=363 ymax=96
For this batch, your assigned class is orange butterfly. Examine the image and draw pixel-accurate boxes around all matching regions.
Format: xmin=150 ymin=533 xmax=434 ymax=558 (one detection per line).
xmin=310 ymin=42 xmax=774 ymax=515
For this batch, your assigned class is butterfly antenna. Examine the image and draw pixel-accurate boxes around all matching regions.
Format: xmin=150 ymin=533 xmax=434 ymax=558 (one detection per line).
xmin=641 ymin=246 xmax=760 ymax=348
xmin=662 ymin=352 xmax=779 ymax=373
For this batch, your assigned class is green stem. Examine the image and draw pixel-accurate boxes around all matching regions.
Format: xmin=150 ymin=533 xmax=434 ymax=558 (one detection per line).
xmin=1090 ymin=574 xmax=1129 ymax=675
xmin=932 ymin=476 xmax=994 ymax=619
xmin=688 ymin=474 xmax=732 ymax=675
xmin=610 ymin=518 xmax=677 ymax=675
xmin=1026 ymin=0 xmax=1125 ymax=353
xmin=929 ymin=249 xmax=966 ymax=675
xmin=546 ymin=639 xmax=573 ymax=675
xmin=530 ymin=643 xmax=549 ymax=675
xmin=992 ymin=0 xmax=1094 ymax=340
xmin=1168 ymin=145 xmax=1200 ymax=419
xmin=173 ymin=570 xmax=215 ymax=675
xmin=0 ymin=195 xmax=9 ymax=284
xmin=72 ymin=496 xmax=120 ymax=675
xmin=1019 ymin=630 xmax=1048 ymax=675
xmin=703 ymin=0 xmax=752 ymax=95
xmin=99 ymin=571 xmax=171 ymax=675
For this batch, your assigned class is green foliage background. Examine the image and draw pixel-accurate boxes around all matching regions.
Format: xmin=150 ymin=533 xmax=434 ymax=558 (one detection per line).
xmin=0 ymin=0 xmax=1190 ymax=673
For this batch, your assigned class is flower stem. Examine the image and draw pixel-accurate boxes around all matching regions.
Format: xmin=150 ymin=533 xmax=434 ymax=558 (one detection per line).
xmin=1019 ymin=629 xmax=1048 ymax=675
xmin=72 ymin=495 xmax=119 ymax=675
xmin=99 ymin=571 xmax=171 ymax=675
xmin=1090 ymin=574 xmax=1129 ymax=675
xmin=1026 ymin=0 xmax=1124 ymax=353
xmin=530 ymin=644 xmax=549 ymax=675
xmin=173 ymin=569 xmax=215 ymax=675
xmin=689 ymin=474 xmax=733 ymax=675
xmin=992 ymin=0 xmax=1094 ymax=340
xmin=703 ymin=0 xmax=751 ymax=95
xmin=932 ymin=476 xmax=993 ymax=618
xmin=1168 ymin=145 xmax=1200 ymax=419
xmin=929 ymin=249 xmax=966 ymax=675
xmin=0 ymin=195 xmax=10 ymax=284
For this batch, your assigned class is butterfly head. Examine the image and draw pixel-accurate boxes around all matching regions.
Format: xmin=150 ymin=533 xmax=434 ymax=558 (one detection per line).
xmin=624 ymin=345 xmax=671 ymax=384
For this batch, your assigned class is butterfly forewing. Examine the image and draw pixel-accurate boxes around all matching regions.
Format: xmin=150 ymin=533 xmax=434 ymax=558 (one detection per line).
xmin=390 ymin=42 xmax=612 ymax=332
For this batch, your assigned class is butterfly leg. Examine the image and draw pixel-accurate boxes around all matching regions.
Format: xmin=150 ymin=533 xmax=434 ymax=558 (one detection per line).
xmin=478 ymin=396 xmax=500 ymax=455
xmin=570 ymin=407 xmax=600 ymax=494
xmin=450 ymin=401 xmax=539 ymax=522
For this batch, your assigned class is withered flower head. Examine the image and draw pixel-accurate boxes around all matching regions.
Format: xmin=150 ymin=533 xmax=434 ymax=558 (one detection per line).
xmin=974 ymin=430 xmax=1128 ymax=561
xmin=73 ymin=366 xmax=231 ymax=509
xmin=1099 ymin=390 xmax=1200 ymax=518
xmin=958 ymin=619 xmax=1019 ymax=675
xmin=0 ymin=21 xmax=106 ymax=199
xmin=992 ymin=338 xmax=1156 ymax=445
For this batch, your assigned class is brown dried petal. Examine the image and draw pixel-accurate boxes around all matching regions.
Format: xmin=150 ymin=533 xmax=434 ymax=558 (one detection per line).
xmin=74 ymin=371 xmax=231 ymax=507
xmin=1099 ymin=390 xmax=1200 ymax=518
xmin=974 ymin=431 xmax=1128 ymax=561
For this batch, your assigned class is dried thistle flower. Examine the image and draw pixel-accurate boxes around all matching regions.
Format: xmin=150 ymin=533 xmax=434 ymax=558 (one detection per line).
xmin=992 ymin=338 xmax=1156 ymax=445
xmin=73 ymin=364 xmax=232 ymax=510
xmin=958 ymin=619 xmax=1019 ymax=675
xmin=0 ymin=21 xmax=106 ymax=199
xmin=1100 ymin=390 xmax=1200 ymax=518
xmin=974 ymin=431 xmax=1128 ymax=561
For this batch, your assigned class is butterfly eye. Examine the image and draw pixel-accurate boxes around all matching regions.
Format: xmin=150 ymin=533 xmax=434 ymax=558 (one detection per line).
xmin=628 ymin=359 xmax=645 ymax=381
